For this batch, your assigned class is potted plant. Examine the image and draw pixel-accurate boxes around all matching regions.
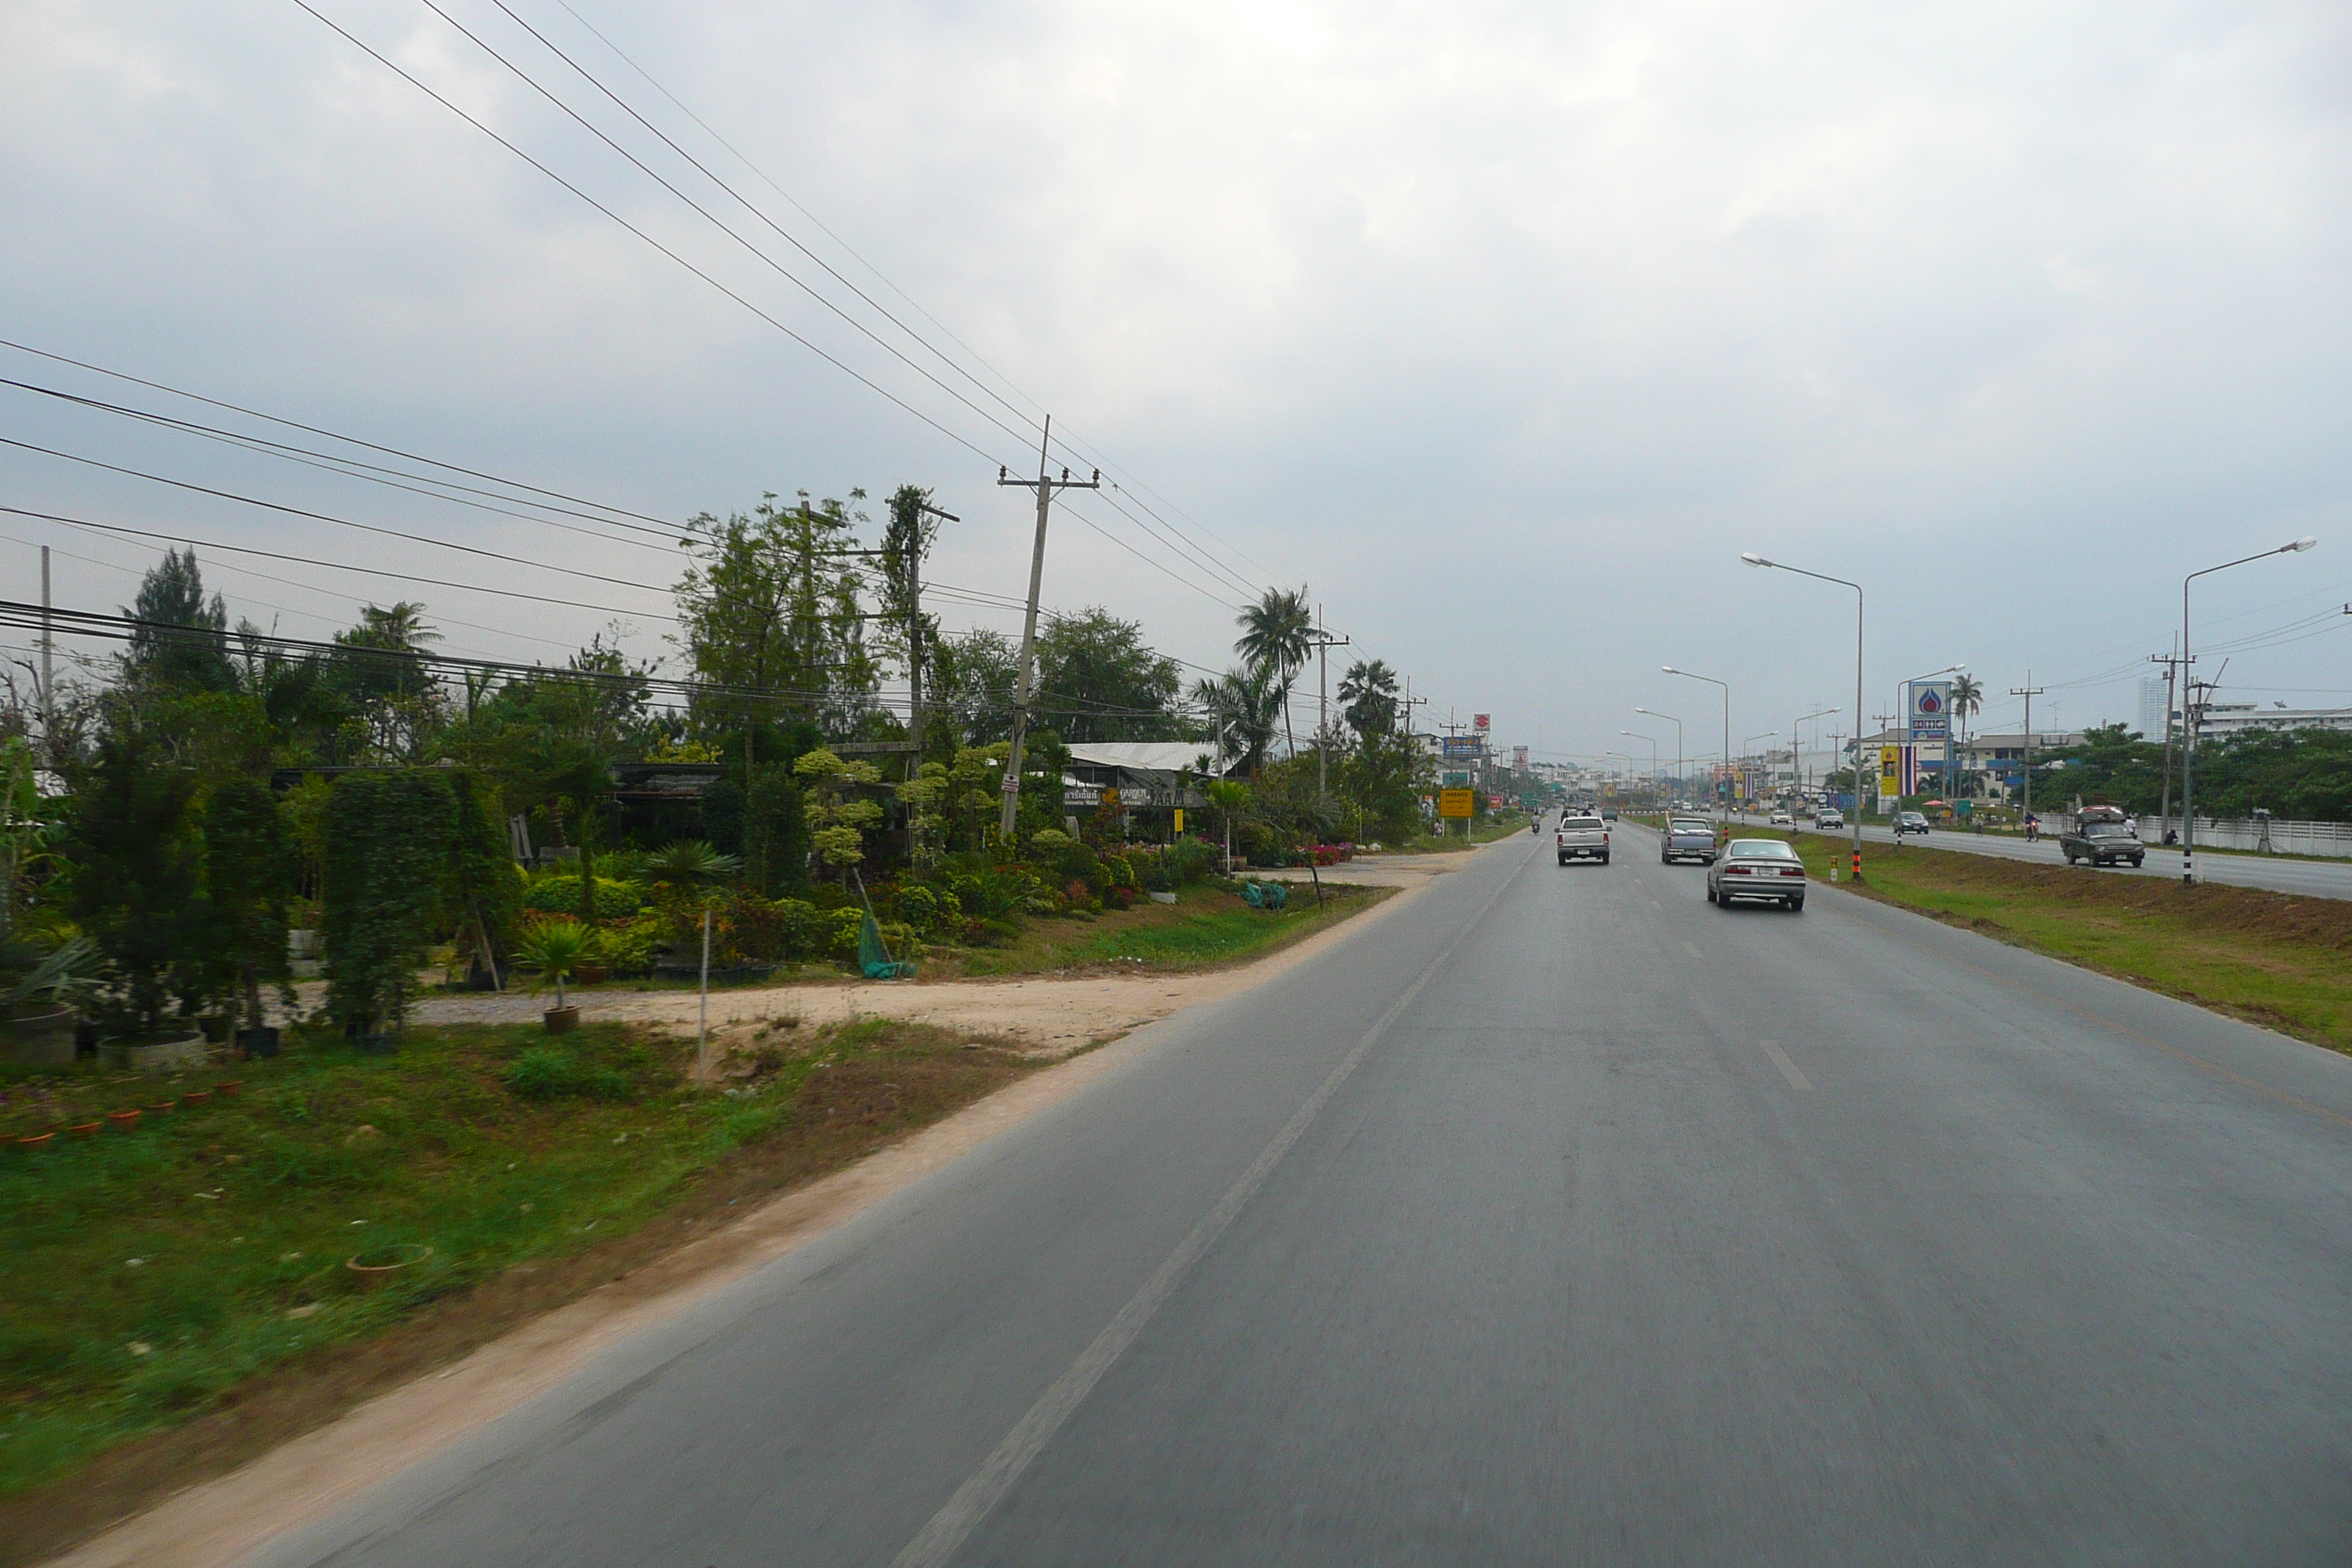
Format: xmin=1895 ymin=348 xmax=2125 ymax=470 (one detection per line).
xmin=516 ymin=918 xmax=595 ymax=1033
xmin=66 ymin=732 xmax=210 ymax=1071
xmin=1 ymin=938 xmax=94 ymax=1066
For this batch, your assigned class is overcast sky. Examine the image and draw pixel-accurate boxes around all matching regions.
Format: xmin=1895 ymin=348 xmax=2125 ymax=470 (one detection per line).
xmin=4 ymin=0 xmax=2348 ymax=767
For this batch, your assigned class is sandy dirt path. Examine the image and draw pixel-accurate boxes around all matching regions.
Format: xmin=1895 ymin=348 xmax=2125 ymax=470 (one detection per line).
xmin=46 ymin=845 xmax=1499 ymax=1568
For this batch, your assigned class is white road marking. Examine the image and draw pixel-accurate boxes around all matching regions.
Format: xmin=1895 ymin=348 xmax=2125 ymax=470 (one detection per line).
xmin=1681 ymin=941 xmax=1702 ymax=960
xmin=1758 ymin=1039 xmax=1814 ymax=1093
xmin=890 ymin=848 xmax=1529 ymax=1568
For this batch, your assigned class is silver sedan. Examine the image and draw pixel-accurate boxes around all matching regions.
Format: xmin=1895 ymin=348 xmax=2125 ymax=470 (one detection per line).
xmin=1706 ymin=837 xmax=1808 ymax=911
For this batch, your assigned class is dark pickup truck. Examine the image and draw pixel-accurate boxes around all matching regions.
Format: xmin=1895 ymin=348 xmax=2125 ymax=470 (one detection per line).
xmin=2062 ymin=814 xmax=2145 ymax=868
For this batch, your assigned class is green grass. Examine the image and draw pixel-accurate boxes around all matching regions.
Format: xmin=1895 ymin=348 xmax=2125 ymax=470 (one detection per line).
xmin=952 ymin=881 xmax=1386 ymax=976
xmin=0 ymin=1017 xmax=1030 ymax=1507
xmin=1383 ymin=811 xmax=1529 ymax=853
xmin=1748 ymin=830 xmax=2352 ymax=1052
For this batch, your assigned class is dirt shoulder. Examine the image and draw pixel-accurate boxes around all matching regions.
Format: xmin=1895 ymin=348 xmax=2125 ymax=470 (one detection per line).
xmin=36 ymin=842 xmax=1500 ymax=1568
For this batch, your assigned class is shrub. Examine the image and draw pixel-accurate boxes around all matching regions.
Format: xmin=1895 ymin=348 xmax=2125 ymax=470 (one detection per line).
xmin=1101 ymin=852 xmax=1137 ymax=891
xmin=598 ymin=911 xmax=668 ymax=973
xmin=725 ymin=892 xmax=824 ymax=963
xmin=523 ymin=875 xmax=644 ymax=920
xmin=322 ymin=772 xmax=453 ymax=1033
xmin=826 ymin=906 xmax=865 ymax=961
xmin=895 ymin=883 xmax=939 ymax=932
xmin=67 ymin=730 xmax=204 ymax=1036
xmin=197 ymin=776 xmax=293 ymax=1030
xmin=505 ymin=1045 xmax=630 ymax=1101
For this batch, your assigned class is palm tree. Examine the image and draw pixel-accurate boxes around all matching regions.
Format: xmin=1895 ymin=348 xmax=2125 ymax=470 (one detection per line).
xmin=1337 ymin=658 xmax=1399 ymax=740
xmin=1191 ymin=666 xmax=1283 ymax=777
xmin=1235 ymin=586 xmax=1313 ymax=760
xmin=1950 ymin=674 xmax=1983 ymax=796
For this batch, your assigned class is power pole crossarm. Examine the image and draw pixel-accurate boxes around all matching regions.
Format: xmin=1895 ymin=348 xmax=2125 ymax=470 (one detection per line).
xmin=995 ymin=415 xmax=1100 ymax=843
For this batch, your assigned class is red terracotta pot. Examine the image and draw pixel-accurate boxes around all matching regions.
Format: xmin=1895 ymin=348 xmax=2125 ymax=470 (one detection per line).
xmin=14 ymin=1132 xmax=55 ymax=1152
xmin=215 ymin=1081 xmax=244 ymax=1096
xmin=67 ymin=1121 xmax=101 ymax=1139
xmin=105 ymin=1109 xmax=141 ymax=1131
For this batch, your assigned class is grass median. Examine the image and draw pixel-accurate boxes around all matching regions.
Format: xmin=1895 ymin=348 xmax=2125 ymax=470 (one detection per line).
xmin=0 ymin=1016 xmax=1040 ymax=1564
xmin=949 ymin=879 xmax=1388 ymax=977
xmin=1753 ymin=831 xmax=2352 ymax=1053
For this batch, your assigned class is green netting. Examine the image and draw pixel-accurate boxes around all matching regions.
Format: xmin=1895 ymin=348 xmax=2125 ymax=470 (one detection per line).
xmin=859 ymin=911 xmax=914 ymax=979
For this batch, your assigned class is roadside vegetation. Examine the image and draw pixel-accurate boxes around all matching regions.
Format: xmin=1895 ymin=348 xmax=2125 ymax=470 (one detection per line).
xmin=1760 ymin=832 xmax=2352 ymax=1053
xmin=0 ymin=1017 xmax=1039 ymax=1558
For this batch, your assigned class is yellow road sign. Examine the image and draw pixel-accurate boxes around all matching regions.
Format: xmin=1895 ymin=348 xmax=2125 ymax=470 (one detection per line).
xmin=1439 ymin=788 xmax=1475 ymax=819
xmin=1172 ymin=809 xmax=1184 ymax=833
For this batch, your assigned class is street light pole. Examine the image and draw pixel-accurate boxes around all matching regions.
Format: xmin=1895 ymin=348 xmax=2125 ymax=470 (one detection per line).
xmin=1664 ymin=667 xmax=1732 ymax=837
xmin=2180 ymin=536 xmax=2317 ymax=883
xmin=1618 ymin=731 xmax=1659 ymax=806
xmin=1744 ymin=553 xmax=1866 ymax=881
xmin=1791 ymin=706 xmax=1839 ymax=797
xmin=1633 ymin=708 xmax=1684 ymax=804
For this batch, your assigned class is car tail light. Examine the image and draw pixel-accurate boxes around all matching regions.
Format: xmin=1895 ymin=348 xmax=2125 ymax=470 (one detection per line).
xmin=1779 ymin=867 xmax=1803 ymax=876
xmin=1727 ymin=865 xmax=1750 ymax=875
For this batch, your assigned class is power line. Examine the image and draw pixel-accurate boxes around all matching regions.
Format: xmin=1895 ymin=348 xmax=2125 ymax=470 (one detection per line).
xmin=0 ymin=337 xmax=675 ymax=530
xmin=0 ymin=434 xmax=680 ymax=600
xmin=0 ymin=374 xmax=682 ymax=553
xmin=287 ymin=0 xmax=1009 ymax=470
xmin=1 ymin=504 xmax=678 ymax=622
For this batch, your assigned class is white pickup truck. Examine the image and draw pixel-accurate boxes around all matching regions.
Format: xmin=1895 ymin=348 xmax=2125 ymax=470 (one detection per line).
xmin=1556 ymin=813 xmax=1610 ymax=865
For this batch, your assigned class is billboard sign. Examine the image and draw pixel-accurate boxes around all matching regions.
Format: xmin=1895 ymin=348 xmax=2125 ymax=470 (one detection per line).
xmin=1911 ymin=682 xmax=1951 ymax=742
xmin=1878 ymin=745 xmax=1901 ymax=797
xmin=1438 ymin=788 xmax=1475 ymax=818
xmin=1441 ymin=736 xmax=1483 ymax=759
xmin=1472 ymin=713 xmax=1490 ymax=731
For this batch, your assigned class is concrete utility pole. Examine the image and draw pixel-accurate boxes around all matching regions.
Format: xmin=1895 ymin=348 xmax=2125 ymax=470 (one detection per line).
xmin=905 ymin=500 xmax=958 ymax=780
xmin=2150 ymin=647 xmax=2182 ymax=837
xmin=2010 ymin=674 xmax=2043 ymax=829
xmin=996 ymin=416 xmax=1100 ymax=841
xmin=1309 ymin=608 xmax=1349 ymax=799
xmin=2180 ymin=536 xmax=2315 ymax=883
xmin=39 ymin=545 xmax=54 ymax=754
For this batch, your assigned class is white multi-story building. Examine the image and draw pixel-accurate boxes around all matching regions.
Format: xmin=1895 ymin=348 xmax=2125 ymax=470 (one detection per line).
xmin=2138 ymin=676 xmax=2169 ymax=739
xmin=2195 ymin=702 xmax=2352 ymax=739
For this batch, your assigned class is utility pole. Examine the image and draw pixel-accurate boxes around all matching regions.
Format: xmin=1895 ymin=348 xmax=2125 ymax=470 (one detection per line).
xmin=995 ymin=416 xmax=1099 ymax=841
xmin=39 ymin=545 xmax=53 ymax=757
xmin=1309 ymin=607 xmax=1349 ymax=799
xmin=904 ymin=500 xmax=958 ymax=780
xmin=2010 ymin=674 xmax=2043 ymax=832
xmin=2150 ymin=646 xmax=2182 ymax=839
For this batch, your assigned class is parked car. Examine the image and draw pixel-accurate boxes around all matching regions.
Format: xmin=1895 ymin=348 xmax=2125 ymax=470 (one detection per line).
xmin=1707 ymin=838 xmax=1807 ymax=911
xmin=1893 ymin=810 xmax=1930 ymax=836
xmin=1556 ymin=814 xmax=1610 ymax=865
xmin=1661 ymin=818 xmax=1716 ymax=864
xmin=1770 ymin=810 xmax=1794 ymax=827
xmin=2062 ymin=810 xmax=2145 ymax=868
xmin=1817 ymin=809 xmax=1845 ymax=829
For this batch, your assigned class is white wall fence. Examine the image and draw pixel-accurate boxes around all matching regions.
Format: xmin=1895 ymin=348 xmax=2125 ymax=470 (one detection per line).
xmin=2058 ymin=813 xmax=2352 ymax=859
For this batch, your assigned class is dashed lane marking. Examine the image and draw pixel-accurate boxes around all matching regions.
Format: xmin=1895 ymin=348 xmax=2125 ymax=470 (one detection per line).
xmin=1758 ymin=1039 xmax=1814 ymax=1092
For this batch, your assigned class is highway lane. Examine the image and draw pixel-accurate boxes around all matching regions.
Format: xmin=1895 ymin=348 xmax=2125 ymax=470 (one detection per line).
xmin=258 ymin=827 xmax=2352 ymax=1567
xmin=1720 ymin=808 xmax=2352 ymax=901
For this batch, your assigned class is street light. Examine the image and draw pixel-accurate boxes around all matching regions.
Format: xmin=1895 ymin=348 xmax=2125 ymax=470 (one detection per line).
xmin=1618 ymin=731 xmax=1659 ymax=804
xmin=1738 ymin=729 xmax=1779 ymax=812
xmin=1791 ymin=706 xmax=1839 ymax=794
xmin=2181 ymin=536 xmax=2316 ymax=883
xmin=1745 ymin=553 xmax=1866 ymax=881
xmin=1633 ymin=708 xmax=1684 ymax=804
xmin=1664 ymin=666 xmax=1732 ymax=833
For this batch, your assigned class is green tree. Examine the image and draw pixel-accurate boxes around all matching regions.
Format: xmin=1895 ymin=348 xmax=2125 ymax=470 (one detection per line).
xmin=322 ymin=772 xmax=454 ymax=1033
xmin=67 ymin=729 xmax=204 ymax=1036
xmin=122 ymin=548 xmax=235 ymax=694
xmin=793 ymin=747 xmax=884 ymax=874
xmin=1235 ymin=584 xmax=1314 ymax=758
xmin=200 ymin=777 xmax=293 ymax=1030
xmin=1338 ymin=658 xmax=1399 ymax=739
xmin=330 ymin=602 xmax=446 ymax=762
xmin=931 ymin=628 xmax=1018 ymax=747
xmin=1191 ymin=664 xmax=1284 ymax=776
xmin=674 ymin=492 xmax=880 ymax=769
xmin=745 ymin=762 xmax=813 ymax=895
xmin=1036 ymin=608 xmax=1183 ymax=743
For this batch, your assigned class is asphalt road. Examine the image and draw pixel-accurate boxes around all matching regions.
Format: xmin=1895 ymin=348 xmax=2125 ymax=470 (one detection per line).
xmin=1720 ymin=809 xmax=2352 ymax=901
xmin=258 ymin=827 xmax=2352 ymax=1567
